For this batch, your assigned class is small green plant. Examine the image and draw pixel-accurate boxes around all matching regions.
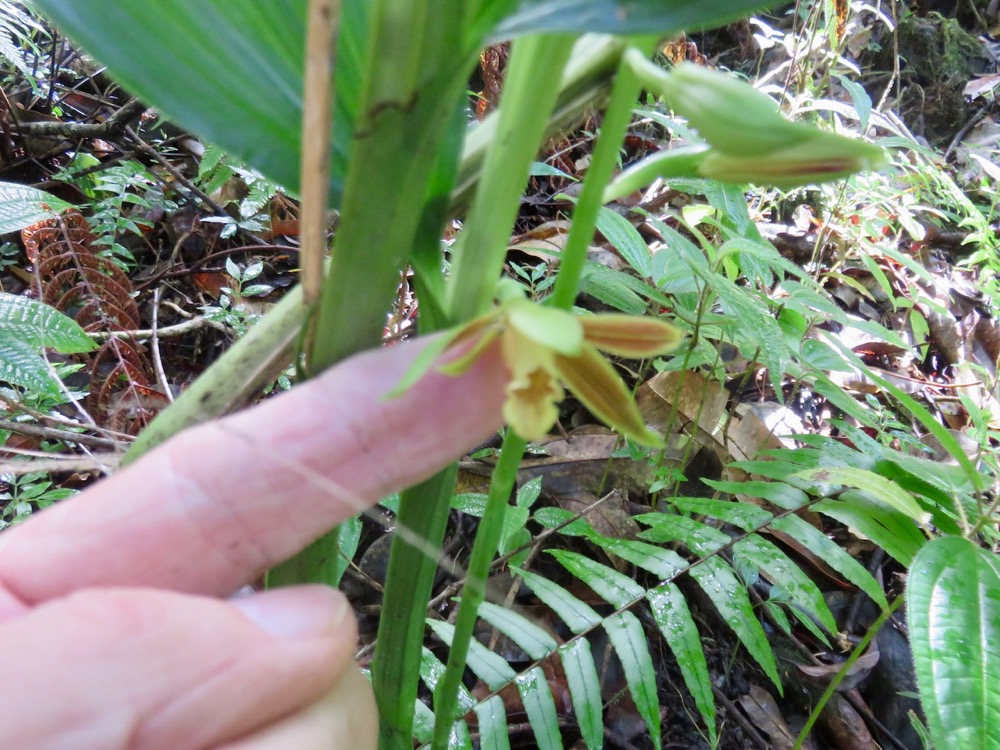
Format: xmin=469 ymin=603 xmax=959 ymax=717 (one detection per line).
xmin=201 ymin=257 xmax=274 ymax=338
xmin=0 ymin=469 xmax=77 ymax=529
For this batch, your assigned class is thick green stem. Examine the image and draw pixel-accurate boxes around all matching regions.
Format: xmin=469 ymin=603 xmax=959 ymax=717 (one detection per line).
xmin=431 ymin=432 xmax=525 ymax=747
xmin=373 ymin=466 xmax=458 ymax=748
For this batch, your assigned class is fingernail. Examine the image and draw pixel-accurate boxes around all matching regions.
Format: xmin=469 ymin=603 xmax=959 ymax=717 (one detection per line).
xmin=232 ymin=585 xmax=349 ymax=638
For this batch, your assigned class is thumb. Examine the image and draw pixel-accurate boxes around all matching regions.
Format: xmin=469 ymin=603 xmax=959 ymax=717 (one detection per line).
xmin=0 ymin=585 xmax=355 ymax=750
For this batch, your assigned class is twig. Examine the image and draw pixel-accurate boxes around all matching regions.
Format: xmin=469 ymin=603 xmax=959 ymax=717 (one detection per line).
xmin=944 ymin=103 xmax=990 ymax=162
xmin=299 ymin=0 xmax=337 ymax=305
xmin=0 ymin=453 xmax=120 ymax=475
xmin=14 ymin=98 xmax=146 ymax=138
xmin=85 ymin=315 xmax=219 ymax=341
xmin=150 ymin=287 xmax=174 ymax=403
xmin=0 ymin=419 xmax=125 ymax=450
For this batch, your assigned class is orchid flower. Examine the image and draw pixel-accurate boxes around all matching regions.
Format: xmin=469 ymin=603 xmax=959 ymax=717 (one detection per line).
xmin=402 ymin=283 xmax=681 ymax=446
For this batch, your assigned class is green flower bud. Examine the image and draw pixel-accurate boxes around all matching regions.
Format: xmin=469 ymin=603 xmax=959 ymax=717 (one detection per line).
xmin=656 ymin=62 xmax=809 ymax=156
xmin=697 ymin=129 xmax=885 ymax=189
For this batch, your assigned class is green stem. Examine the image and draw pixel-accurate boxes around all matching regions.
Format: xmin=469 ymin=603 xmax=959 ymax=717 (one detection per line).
xmin=373 ymin=466 xmax=458 ymax=748
xmin=446 ymin=33 xmax=576 ymax=320
xmin=431 ymin=432 xmax=525 ymax=748
xmin=548 ymin=47 xmax=641 ymax=309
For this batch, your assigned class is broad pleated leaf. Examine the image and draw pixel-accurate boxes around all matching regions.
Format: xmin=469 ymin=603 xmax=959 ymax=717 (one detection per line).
xmin=647 ymin=584 xmax=716 ymax=747
xmin=497 ymin=0 xmax=777 ymax=37
xmin=908 ymin=537 xmax=1000 ymax=750
xmin=0 ymin=182 xmax=72 ymax=233
xmin=33 ymin=0 xmax=356 ymax=205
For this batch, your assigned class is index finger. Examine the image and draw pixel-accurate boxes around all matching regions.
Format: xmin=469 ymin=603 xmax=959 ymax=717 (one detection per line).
xmin=0 ymin=339 xmax=507 ymax=605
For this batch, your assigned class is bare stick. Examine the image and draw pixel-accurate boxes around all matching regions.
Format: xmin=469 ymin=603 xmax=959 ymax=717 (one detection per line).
xmin=299 ymin=0 xmax=338 ymax=305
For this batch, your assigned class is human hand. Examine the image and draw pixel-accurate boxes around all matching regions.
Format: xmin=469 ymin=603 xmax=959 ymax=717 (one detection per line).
xmin=0 ymin=339 xmax=506 ymax=749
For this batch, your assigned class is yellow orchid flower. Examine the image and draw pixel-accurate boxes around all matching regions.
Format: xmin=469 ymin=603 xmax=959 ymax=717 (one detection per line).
xmin=420 ymin=286 xmax=681 ymax=446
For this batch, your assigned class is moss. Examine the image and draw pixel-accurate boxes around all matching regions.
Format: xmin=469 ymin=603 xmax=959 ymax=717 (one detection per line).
xmin=896 ymin=12 xmax=982 ymax=82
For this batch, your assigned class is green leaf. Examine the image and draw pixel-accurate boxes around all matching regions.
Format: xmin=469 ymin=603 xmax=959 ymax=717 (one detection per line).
xmin=496 ymin=0 xmax=777 ymax=37
xmin=795 ymin=466 xmax=929 ymax=524
xmin=0 ymin=293 xmax=95 ymax=353
xmin=548 ymin=549 xmax=644 ymax=606
xmin=0 ymin=182 xmax=72 ymax=233
xmin=594 ymin=537 xmax=688 ymax=579
xmin=908 ymin=537 xmax=1000 ymax=750
xmin=647 ymin=583 xmax=717 ymax=747
xmin=558 ymin=639 xmax=603 ymax=750
xmin=478 ymin=602 xmax=559 ymax=659
xmin=770 ymin=514 xmax=888 ymax=610
xmin=636 ymin=513 xmax=730 ymax=556
xmin=702 ymin=478 xmax=810 ymax=509
xmin=596 ymin=206 xmax=652 ymax=278
xmin=669 ymin=496 xmax=773 ymax=530
xmin=427 ymin=620 xmax=514 ymax=692
xmin=733 ymin=534 xmax=837 ymax=634
xmin=514 ymin=567 xmax=602 ymax=633
xmin=580 ymin=265 xmax=648 ymax=314
xmin=474 ymin=696 xmax=511 ymax=750
xmin=33 ymin=1 xmax=353 ymax=204
xmin=516 ymin=475 xmax=544 ymax=508
xmin=0 ymin=338 xmax=62 ymax=395
xmin=690 ymin=556 xmax=782 ymax=691
xmin=815 ymin=493 xmax=925 ymax=566
xmin=604 ymin=612 xmax=662 ymax=750
xmin=516 ymin=667 xmax=563 ymax=750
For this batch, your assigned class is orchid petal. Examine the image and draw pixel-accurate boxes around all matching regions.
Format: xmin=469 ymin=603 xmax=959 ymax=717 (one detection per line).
xmin=504 ymin=367 xmax=564 ymax=441
xmin=437 ymin=324 xmax=500 ymax=376
xmin=505 ymin=298 xmax=583 ymax=356
xmin=502 ymin=325 xmax=557 ymax=379
xmin=581 ymin=314 xmax=682 ymax=357
xmin=554 ymin=344 xmax=664 ymax=448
